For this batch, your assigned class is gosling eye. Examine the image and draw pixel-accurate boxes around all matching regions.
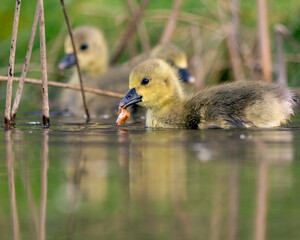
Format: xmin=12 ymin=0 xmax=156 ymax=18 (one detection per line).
xmin=80 ymin=44 xmax=88 ymax=51
xmin=141 ymin=78 xmax=150 ymax=85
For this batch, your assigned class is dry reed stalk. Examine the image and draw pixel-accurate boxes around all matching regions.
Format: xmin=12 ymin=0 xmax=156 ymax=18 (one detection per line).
xmin=11 ymin=2 xmax=39 ymax=123
xmin=4 ymin=0 xmax=22 ymax=127
xmin=257 ymin=0 xmax=272 ymax=82
xmin=6 ymin=131 xmax=21 ymax=240
xmin=219 ymin=0 xmax=245 ymax=81
xmin=145 ymin=10 xmax=219 ymax=30
xmin=40 ymin=130 xmax=49 ymax=240
xmin=110 ymin=0 xmax=151 ymax=65
xmin=60 ymin=0 xmax=90 ymax=121
xmin=38 ymin=0 xmax=50 ymax=127
xmin=189 ymin=26 xmax=205 ymax=89
xmin=160 ymin=0 xmax=184 ymax=43
xmin=229 ymin=0 xmax=240 ymax=50
xmin=0 ymin=76 xmax=124 ymax=98
xmin=0 ymin=63 xmax=68 ymax=77
xmin=228 ymin=0 xmax=245 ymax=81
xmin=81 ymin=8 xmax=219 ymax=32
xmin=273 ymin=25 xmax=300 ymax=67
xmin=274 ymin=24 xmax=287 ymax=85
xmin=126 ymin=0 xmax=151 ymax=53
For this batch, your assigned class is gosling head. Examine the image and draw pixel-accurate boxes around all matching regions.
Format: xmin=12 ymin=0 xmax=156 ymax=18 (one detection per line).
xmin=150 ymin=43 xmax=195 ymax=84
xmin=119 ymin=59 xmax=184 ymax=110
xmin=58 ymin=26 xmax=108 ymax=76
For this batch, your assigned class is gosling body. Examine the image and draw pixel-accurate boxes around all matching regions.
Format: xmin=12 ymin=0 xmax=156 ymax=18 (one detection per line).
xmin=120 ymin=59 xmax=295 ymax=129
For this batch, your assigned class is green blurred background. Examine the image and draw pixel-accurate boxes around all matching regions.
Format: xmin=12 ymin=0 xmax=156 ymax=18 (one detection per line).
xmin=1 ymin=0 xmax=300 ymax=115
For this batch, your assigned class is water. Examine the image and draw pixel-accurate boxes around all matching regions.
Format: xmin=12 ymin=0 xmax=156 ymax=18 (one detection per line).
xmin=1 ymin=114 xmax=300 ymax=240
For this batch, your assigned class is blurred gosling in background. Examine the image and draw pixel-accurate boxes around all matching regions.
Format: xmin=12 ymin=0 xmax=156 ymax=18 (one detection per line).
xmin=58 ymin=26 xmax=128 ymax=118
xmin=59 ymin=25 xmax=108 ymax=77
xmin=120 ymin=59 xmax=295 ymax=129
xmin=150 ymin=43 xmax=195 ymax=84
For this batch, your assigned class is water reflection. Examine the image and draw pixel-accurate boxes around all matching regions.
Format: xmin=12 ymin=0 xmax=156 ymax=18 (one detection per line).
xmin=1 ymin=120 xmax=300 ymax=240
xmin=128 ymin=131 xmax=187 ymax=202
xmin=61 ymin=135 xmax=109 ymax=207
xmin=40 ymin=130 xmax=48 ymax=240
xmin=6 ymin=130 xmax=20 ymax=240
xmin=18 ymin=130 xmax=39 ymax=240
xmin=5 ymin=128 xmax=49 ymax=240
xmin=124 ymin=129 xmax=295 ymax=240
xmin=54 ymin=131 xmax=110 ymax=239
xmin=254 ymin=160 xmax=267 ymax=240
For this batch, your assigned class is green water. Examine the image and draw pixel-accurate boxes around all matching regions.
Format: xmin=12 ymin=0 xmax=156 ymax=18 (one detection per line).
xmin=0 ymin=115 xmax=300 ymax=240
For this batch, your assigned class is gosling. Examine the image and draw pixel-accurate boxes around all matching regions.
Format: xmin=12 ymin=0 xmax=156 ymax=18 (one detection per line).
xmin=58 ymin=26 xmax=115 ymax=117
xmin=119 ymin=59 xmax=295 ymax=129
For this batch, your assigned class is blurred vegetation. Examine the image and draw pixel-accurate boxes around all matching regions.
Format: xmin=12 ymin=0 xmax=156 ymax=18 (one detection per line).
xmin=0 ymin=0 xmax=300 ymax=115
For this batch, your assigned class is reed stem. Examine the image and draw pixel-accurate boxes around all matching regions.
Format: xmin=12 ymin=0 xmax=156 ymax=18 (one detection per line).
xmin=110 ymin=0 xmax=151 ymax=65
xmin=257 ymin=0 xmax=272 ymax=82
xmin=219 ymin=0 xmax=245 ymax=81
xmin=160 ymin=0 xmax=184 ymax=44
xmin=60 ymin=0 xmax=90 ymax=121
xmin=38 ymin=0 xmax=50 ymax=127
xmin=11 ymin=1 xmax=39 ymax=123
xmin=40 ymin=130 xmax=49 ymax=240
xmin=0 ymin=76 xmax=124 ymax=98
xmin=126 ymin=0 xmax=151 ymax=53
xmin=274 ymin=24 xmax=287 ymax=85
xmin=6 ymin=131 xmax=21 ymax=240
xmin=4 ymin=0 xmax=22 ymax=127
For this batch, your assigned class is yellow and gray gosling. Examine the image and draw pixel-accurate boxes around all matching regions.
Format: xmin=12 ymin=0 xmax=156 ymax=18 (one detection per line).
xmin=119 ymin=59 xmax=295 ymax=129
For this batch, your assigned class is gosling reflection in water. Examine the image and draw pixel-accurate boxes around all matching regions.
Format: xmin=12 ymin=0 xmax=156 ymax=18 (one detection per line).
xmin=62 ymin=135 xmax=109 ymax=210
xmin=128 ymin=131 xmax=187 ymax=202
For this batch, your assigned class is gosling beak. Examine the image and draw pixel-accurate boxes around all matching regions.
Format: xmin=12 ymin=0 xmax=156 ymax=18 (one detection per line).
xmin=178 ymin=68 xmax=195 ymax=84
xmin=58 ymin=53 xmax=76 ymax=70
xmin=119 ymin=88 xmax=142 ymax=108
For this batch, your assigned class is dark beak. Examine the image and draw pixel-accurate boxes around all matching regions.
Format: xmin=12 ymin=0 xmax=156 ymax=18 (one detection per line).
xmin=178 ymin=68 xmax=195 ymax=84
xmin=119 ymin=88 xmax=142 ymax=108
xmin=58 ymin=53 xmax=76 ymax=70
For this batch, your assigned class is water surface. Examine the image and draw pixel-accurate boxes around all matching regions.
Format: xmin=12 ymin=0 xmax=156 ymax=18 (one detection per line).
xmin=1 ymin=114 xmax=300 ymax=240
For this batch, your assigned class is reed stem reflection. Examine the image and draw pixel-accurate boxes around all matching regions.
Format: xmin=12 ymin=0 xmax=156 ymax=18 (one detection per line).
xmin=19 ymin=133 xmax=39 ymax=240
xmin=40 ymin=129 xmax=49 ymax=240
xmin=6 ymin=130 xmax=20 ymax=240
xmin=228 ymin=162 xmax=239 ymax=240
xmin=254 ymin=160 xmax=268 ymax=240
